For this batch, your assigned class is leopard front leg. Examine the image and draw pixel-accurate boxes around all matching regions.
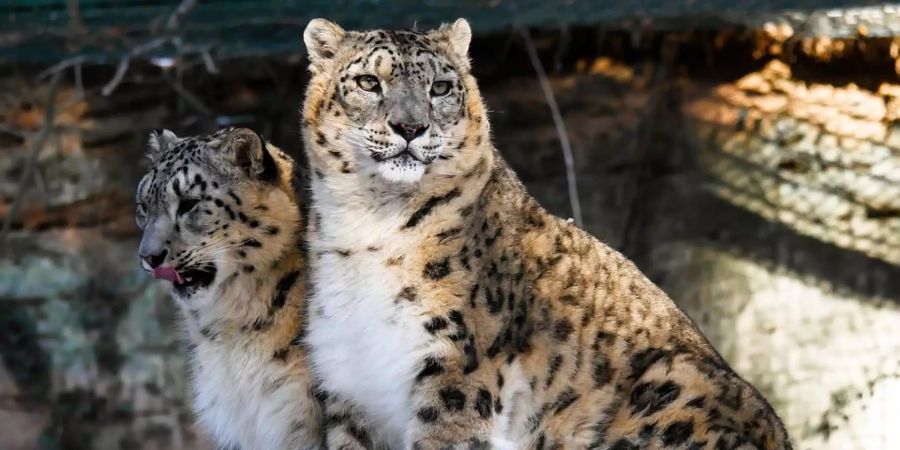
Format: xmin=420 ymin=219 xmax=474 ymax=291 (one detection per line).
xmin=407 ymin=321 xmax=498 ymax=450
xmin=322 ymin=394 xmax=380 ymax=450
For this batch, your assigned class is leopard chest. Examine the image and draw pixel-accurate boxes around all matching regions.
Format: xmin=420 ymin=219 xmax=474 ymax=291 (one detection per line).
xmin=191 ymin=339 xmax=313 ymax=450
xmin=307 ymin=247 xmax=433 ymax=447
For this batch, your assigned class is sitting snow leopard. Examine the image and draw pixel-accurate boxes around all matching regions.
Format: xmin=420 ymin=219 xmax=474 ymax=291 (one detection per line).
xmin=135 ymin=127 xmax=322 ymax=449
xmin=300 ymin=18 xmax=791 ymax=450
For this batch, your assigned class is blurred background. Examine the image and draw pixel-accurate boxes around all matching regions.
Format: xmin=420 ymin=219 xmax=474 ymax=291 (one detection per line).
xmin=1 ymin=1 xmax=899 ymax=449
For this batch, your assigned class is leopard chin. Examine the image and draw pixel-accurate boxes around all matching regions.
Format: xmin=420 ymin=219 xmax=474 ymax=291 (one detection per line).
xmin=376 ymin=154 xmax=426 ymax=184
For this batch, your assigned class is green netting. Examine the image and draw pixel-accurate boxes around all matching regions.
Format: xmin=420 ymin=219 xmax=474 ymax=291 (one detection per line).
xmin=1 ymin=0 xmax=896 ymax=64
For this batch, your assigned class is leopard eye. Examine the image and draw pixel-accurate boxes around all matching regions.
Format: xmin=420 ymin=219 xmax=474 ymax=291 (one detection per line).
xmin=431 ymin=80 xmax=452 ymax=97
xmin=136 ymin=202 xmax=148 ymax=227
xmin=177 ymin=198 xmax=199 ymax=216
xmin=356 ymin=75 xmax=381 ymax=93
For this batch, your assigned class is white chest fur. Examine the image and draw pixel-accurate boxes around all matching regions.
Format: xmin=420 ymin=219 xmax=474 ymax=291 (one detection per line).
xmin=306 ymin=192 xmax=434 ymax=447
xmin=191 ymin=339 xmax=314 ymax=450
xmin=307 ymin=249 xmax=432 ymax=447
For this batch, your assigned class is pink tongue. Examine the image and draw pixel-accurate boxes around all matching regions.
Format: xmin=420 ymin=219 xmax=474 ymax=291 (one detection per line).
xmin=153 ymin=267 xmax=184 ymax=285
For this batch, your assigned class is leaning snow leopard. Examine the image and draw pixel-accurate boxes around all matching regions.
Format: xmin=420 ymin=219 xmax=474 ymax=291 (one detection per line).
xmin=135 ymin=127 xmax=321 ymax=449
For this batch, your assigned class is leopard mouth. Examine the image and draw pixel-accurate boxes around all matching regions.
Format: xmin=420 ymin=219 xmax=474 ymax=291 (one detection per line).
xmin=372 ymin=148 xmax=426 ymax=164
xmin=173 ymin=265 xmax=217 ymax=293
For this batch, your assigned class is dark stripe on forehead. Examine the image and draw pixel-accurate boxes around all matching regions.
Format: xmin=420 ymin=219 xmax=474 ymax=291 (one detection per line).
xmin=140 ymin=129 xmax=247 ymax=208
xmin=417 ymin=48 xmax=436 ymax=58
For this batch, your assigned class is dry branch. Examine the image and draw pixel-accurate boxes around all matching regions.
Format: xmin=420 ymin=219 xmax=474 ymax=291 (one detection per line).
xmin=519 ymin=26 xmax=584 ymax=227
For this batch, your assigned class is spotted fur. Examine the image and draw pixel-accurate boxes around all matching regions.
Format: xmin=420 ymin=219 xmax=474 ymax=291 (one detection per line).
xmin=135 ymin=128 xmax=321 ymax=449
xmin=301 ymin=18 xmax=791 ymax=450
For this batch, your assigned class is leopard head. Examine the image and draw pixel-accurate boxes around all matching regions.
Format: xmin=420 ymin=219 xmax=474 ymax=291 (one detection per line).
xmin=302 ymin=18 xmax=488 ymax=185
xmin=135 ymin=128 xmax=299 ymax=303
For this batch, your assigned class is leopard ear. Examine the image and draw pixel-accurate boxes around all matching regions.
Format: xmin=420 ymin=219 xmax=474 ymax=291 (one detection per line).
xmin=432 ymin=18 xmax=471 ymax=70
xmin=303 ymin=18 xmax=346 ymax=72
xmin=147 ymin=129 xmax=178 ymax=161
xmin=446 ymin=18 xmax=472 ymax=59
xmin=223 ymin=128 xmax=278 ymax=182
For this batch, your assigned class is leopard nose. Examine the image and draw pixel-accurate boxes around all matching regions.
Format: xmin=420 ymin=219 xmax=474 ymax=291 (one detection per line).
xmin=141 ymin=249 xmax=168 ymax=269
xmin=389 ymin=121 xmax=428 ymax=142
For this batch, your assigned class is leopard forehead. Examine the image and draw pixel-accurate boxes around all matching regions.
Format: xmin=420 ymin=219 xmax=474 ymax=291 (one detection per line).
xmin=149 ymin=128 xmax=229 ymax=173
xmin=336 ymin=29 xmax=463 ymax=76
xmin=138 ymin=129 xmax=236 ymax=204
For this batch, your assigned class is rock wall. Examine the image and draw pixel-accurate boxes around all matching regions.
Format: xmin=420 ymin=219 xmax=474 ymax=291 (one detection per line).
xmin=1 ymin=52 xmax=898 ymax=449
xmin=0 ymin=76 xmax=207 ymax=450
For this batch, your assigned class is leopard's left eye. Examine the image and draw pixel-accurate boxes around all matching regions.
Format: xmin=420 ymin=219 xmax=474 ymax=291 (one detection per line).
xmin=177 ymin=198 xmax=199 ymax=216
xmin=136 ymin=202 xmax=148 ymax=227
xmin=356 ymin=75 xmax=381 ymax=93
xmin=431 ymin=80 xmax=452 ymax=97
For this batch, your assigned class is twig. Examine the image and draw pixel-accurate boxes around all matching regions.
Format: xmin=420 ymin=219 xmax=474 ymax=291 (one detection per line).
xmin=162 ymin=71 xmax=213 ymax=117
xmin=66 ymin=0 xmax=84 ymax=34
xmin=101 ymin=0 xmax=198 ymax=96
xmin=166 ymin=0 xmax=199 ymax=31
xmin=40 ymin=0 xmax=199 ymax=88
xmin=519 ymin=26 xmax=584 ymax=227
xmin=101 ymin=56 xmax=132 ymax=96
xmin=102 ymin=37 xmax=167 ymax=96
xmin=73 ymin=62 xmax=83 ymax=93
xmin=37 ymin=55 xmax=91 ymax=80
xmin=60 ymin=63 xmax=84 ymax=111
xmin=201 ymin=48 xmax=219 ymax=74
xmin=1 ymin=72 xmax=66 ymax=242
